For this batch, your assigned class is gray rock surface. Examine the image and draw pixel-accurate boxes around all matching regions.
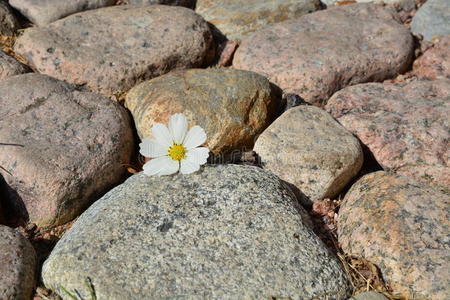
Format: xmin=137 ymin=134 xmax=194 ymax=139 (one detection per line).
xmin=411 ymin=0 xmax=450 ymax=41
xmin=233 ymin=3 xmax=414 ymax=106
xmin=0 ymin=74 xmax=134 ymax=228
xmin=14 ymin=5 xmax=214 ymax=98
xmin=42 ymin=165 xmax=351 ymax=300
xmin=254 ymin=106 xmax=363 ymax=205
xmin=8 ymin=0 xmax=116 ymax=26
xmin=0 ymin=50 xmax=30 ymax=80
xmin=0 ymin=225 xmax=36 ymax=300
xmin=339 ymin=171 xmax=450 ymax=299
xmin=0 ymin=0 xmax=19 ymax=35
xmin=196 ymin=0 xmax=321 ymax=41
xmin=127 ymin=0 xmax=195 ymax=8
xmin=349 ymin=291 xmax=389 ymax=300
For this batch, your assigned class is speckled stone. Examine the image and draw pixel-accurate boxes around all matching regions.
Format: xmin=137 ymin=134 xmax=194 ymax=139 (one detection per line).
xmin=338 ymin=171 xmax=450 ymax=299
xmin=0 ymin=0 xmax=19 ymax=36
xmin=413 ymin=35 xmax=450 ymax=80
xmin=350 ymin=291 xmax=389 ymax=300
xmin=0 ymin=225 xmax=37 ymax=300
xmin=233 ymin=3 xmax=413 ymax=106
xmin=42 ymin=165 xmax=351 ymax=300
xmin=254 ymin=106 xmax=363 ymax=205
xmin=196 ymin=0 xmax=321 ymax=41
xmin=126 ymin=68 xmax=282 ymax=154
xmin=411 ymin=0 xmax=450 ymax=41
xmin=127 ymin=0 xmax=195 ymax=8
xmin=325 ymin=80 xmax=450 ymax=192
xmin=0 ymin=74 xmax=134 ymax=228
xmin=0 ymin=50 xmax=31 ymax=80
xmin=14 ymin=5 xmax=214 ymax=98
xmin=8 ymin=0 xmax=116 ymax=26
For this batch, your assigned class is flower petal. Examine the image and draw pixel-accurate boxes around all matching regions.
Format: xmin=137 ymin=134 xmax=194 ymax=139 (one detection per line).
xmin=143 ymin=156 xmax=178 ymax=176
xmin=183 ymin=125 xmax=207 ymax=149
xmin=185 ymin=147 xmax=209 ymax=165
xmin=152 ymin=123 xmax=172 ymax=148
xmin=168 ymin=113 xmax=188 ymax=144
xmin=180 ymin=159 xmax=200 ymax=174
xmin=139 ymin=138 xmax=167 ymax=158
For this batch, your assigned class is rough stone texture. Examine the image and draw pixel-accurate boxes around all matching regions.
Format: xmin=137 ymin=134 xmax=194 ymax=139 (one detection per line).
xmin=0 ymin=0 xmax=19 ymax=35
xmin=413 ymin=35 xmax=450 ymax=80
xmin=126 ymin=68 xmax=282 ymax=154
xmin=321 ymin=0 xmax=413 ymax=7
xmin=233 ymin=3 xmax=413 ymax=107
xmin=350 ymin=291 xmax=389 ymax=300
xmin=325 ymin=80 xmax=450 ymax=192
xmin=8 ymin=0 xmax=116 ymax=26
xmin=0 ymin=225 xmax=36 ymax=300
xmin=339 ymin=171 xmax=450 ymax=299
xmin=14 ymin=5 xmax=214 ymax=98
xmin=0 ymin=50 xmax=31 ymax=80
xmin=0 ymin=74 xmax=134 ymax=228
xmin=254 ymin=106 xmax=363 ymax=205
xmin=127 ymin=0 xmax=195 ymax=8
xmin=411 ymin=0 xmax=450 ymax=41
xmin=42 ymin=165 xmax=351 ymax=300
xmin=196 ymin=0 xmax=321 ymax=41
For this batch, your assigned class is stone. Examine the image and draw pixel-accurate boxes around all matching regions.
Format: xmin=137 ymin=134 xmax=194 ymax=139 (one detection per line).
xmin=254 ymin=105 xmax=363 ymax=205
xmin=321 ymin=0 xmax=414 ymax=8
xmin=127 ymin=0 xmax=195 ymax=8
xmin=0 ymin=225 xmax=36 ymax=300
xmin=233 ymin=3 xmax=413 ymax=107
xmin=349 ymin=291 xmax=389 ymax=300
xmin=196 ymin=0 xmax=321 ymax=41
xmin=0 ymin=74 xmax=134 ymax=228
xmin=126 ymin=68 xmax=282 ymax=154
xmin=14 ymin=5 xmax=214 ymax=98
xmin=0 ymin=50 xmax=30 ymax=80
xmin=0 ymin=0 xmax=19 ymax=36
xmin=338 ymin=171 xmax=450 ymax=299
xmin=8 ymin=0 xmax=116 ymax=26
xmin=42 ymin=165 xmax=351 ymax=299
xmin=413 ymin=35 xmax=450 ymax=80
xmin=411 ymin=0 xmax=450 ymax=41
xmin=325 ymin=80 xmax=450 ymax=192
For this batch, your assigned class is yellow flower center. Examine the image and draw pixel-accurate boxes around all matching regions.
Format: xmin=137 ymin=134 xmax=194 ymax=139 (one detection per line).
xmin=168 ymin=143 xmax=186 ymax=161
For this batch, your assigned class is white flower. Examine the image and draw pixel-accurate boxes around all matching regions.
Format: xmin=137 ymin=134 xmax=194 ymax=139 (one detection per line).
xmin=139 ymin=113 xmax=209 ymax=176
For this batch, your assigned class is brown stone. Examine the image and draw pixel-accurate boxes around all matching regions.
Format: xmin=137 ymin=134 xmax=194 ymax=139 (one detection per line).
xmin=338 ymin=171 xmax=450 ymax=299
xmin=0 ymin=74 xmax=134 ymax=228
xmin=233 ymin=3 xmax=414 ymax=106
xmin=14 ymin=5 xmax=214 ymax=98
xmin=325 ymin=79 xmax=450 ymax=192
xmin=125 ymin=68 xmax=282 ymax=154
xmin=413 ymin=35 xmax=450 ymax=80
xmin=0 ymin=1 xmax=19 ymax=36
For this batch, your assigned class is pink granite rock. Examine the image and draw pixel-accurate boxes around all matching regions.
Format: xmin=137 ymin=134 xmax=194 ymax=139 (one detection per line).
xmin=413 ymin=35 xmax=450 ymax=80
xmin=0 ymin=225 xmax=36 ymax=300
xmin=0 ymin=74 xmax=134 ymax=228
xmin=14 ymin=5 xmax=214 ymax=98
xmin=233 ymin=3 xmax=414 ymax=106
xmin=338 ymin=171 xmax=450 ymax=299
xmin=325 ymin=80 xmax=449 ymax=192
xmin=0 ymin=50 xmax=31 ymax=80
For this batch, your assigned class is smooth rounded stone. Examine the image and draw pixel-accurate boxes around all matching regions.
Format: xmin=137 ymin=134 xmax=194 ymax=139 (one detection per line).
xmin=0 ymin=50 xmax=31 ymax=80
xmin=42 ymin=165 xmax=351 ymax=300
xmin=127 ymin=0 xmax=195 ymax=8
xmin=14 ymin=5 xmax=214 ymax=98
xmin=196 ymin=0 xmax=321 ymax=41
xmin=8 ymin=0 xmax=116 ymax=26
xmin=338 ymin=171 xmax=450 ymax=299
xmin=0 ymin=74 xmax=134 ymax=228
xmin=325 ymin=80 xmax=450 ymax=192
xmin=413 ymin=35 xmax=450 ymax=80
xmin=126 ymin=68 xmax=282 ymax=154
xmin=0 ymin=225 xmax=37 ymax=300
xmin=0 ymin=0 xmax=19 ymax=35
xmin=321 ymin=0 xmax=413 ymax=7
xmin=254 ymin=106 xmax=363 ymax=205
xmin=233 ymin=3 xmax=413 ymax=107
xmin=411 ymin=0 xmax=450 ymax=41
xmin=349 ymin=291 xmax=389 ymax=300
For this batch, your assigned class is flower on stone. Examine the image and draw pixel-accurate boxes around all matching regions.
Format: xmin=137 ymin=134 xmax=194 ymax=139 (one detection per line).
xmin=139 ymin=113 xmax=209 ymax=176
